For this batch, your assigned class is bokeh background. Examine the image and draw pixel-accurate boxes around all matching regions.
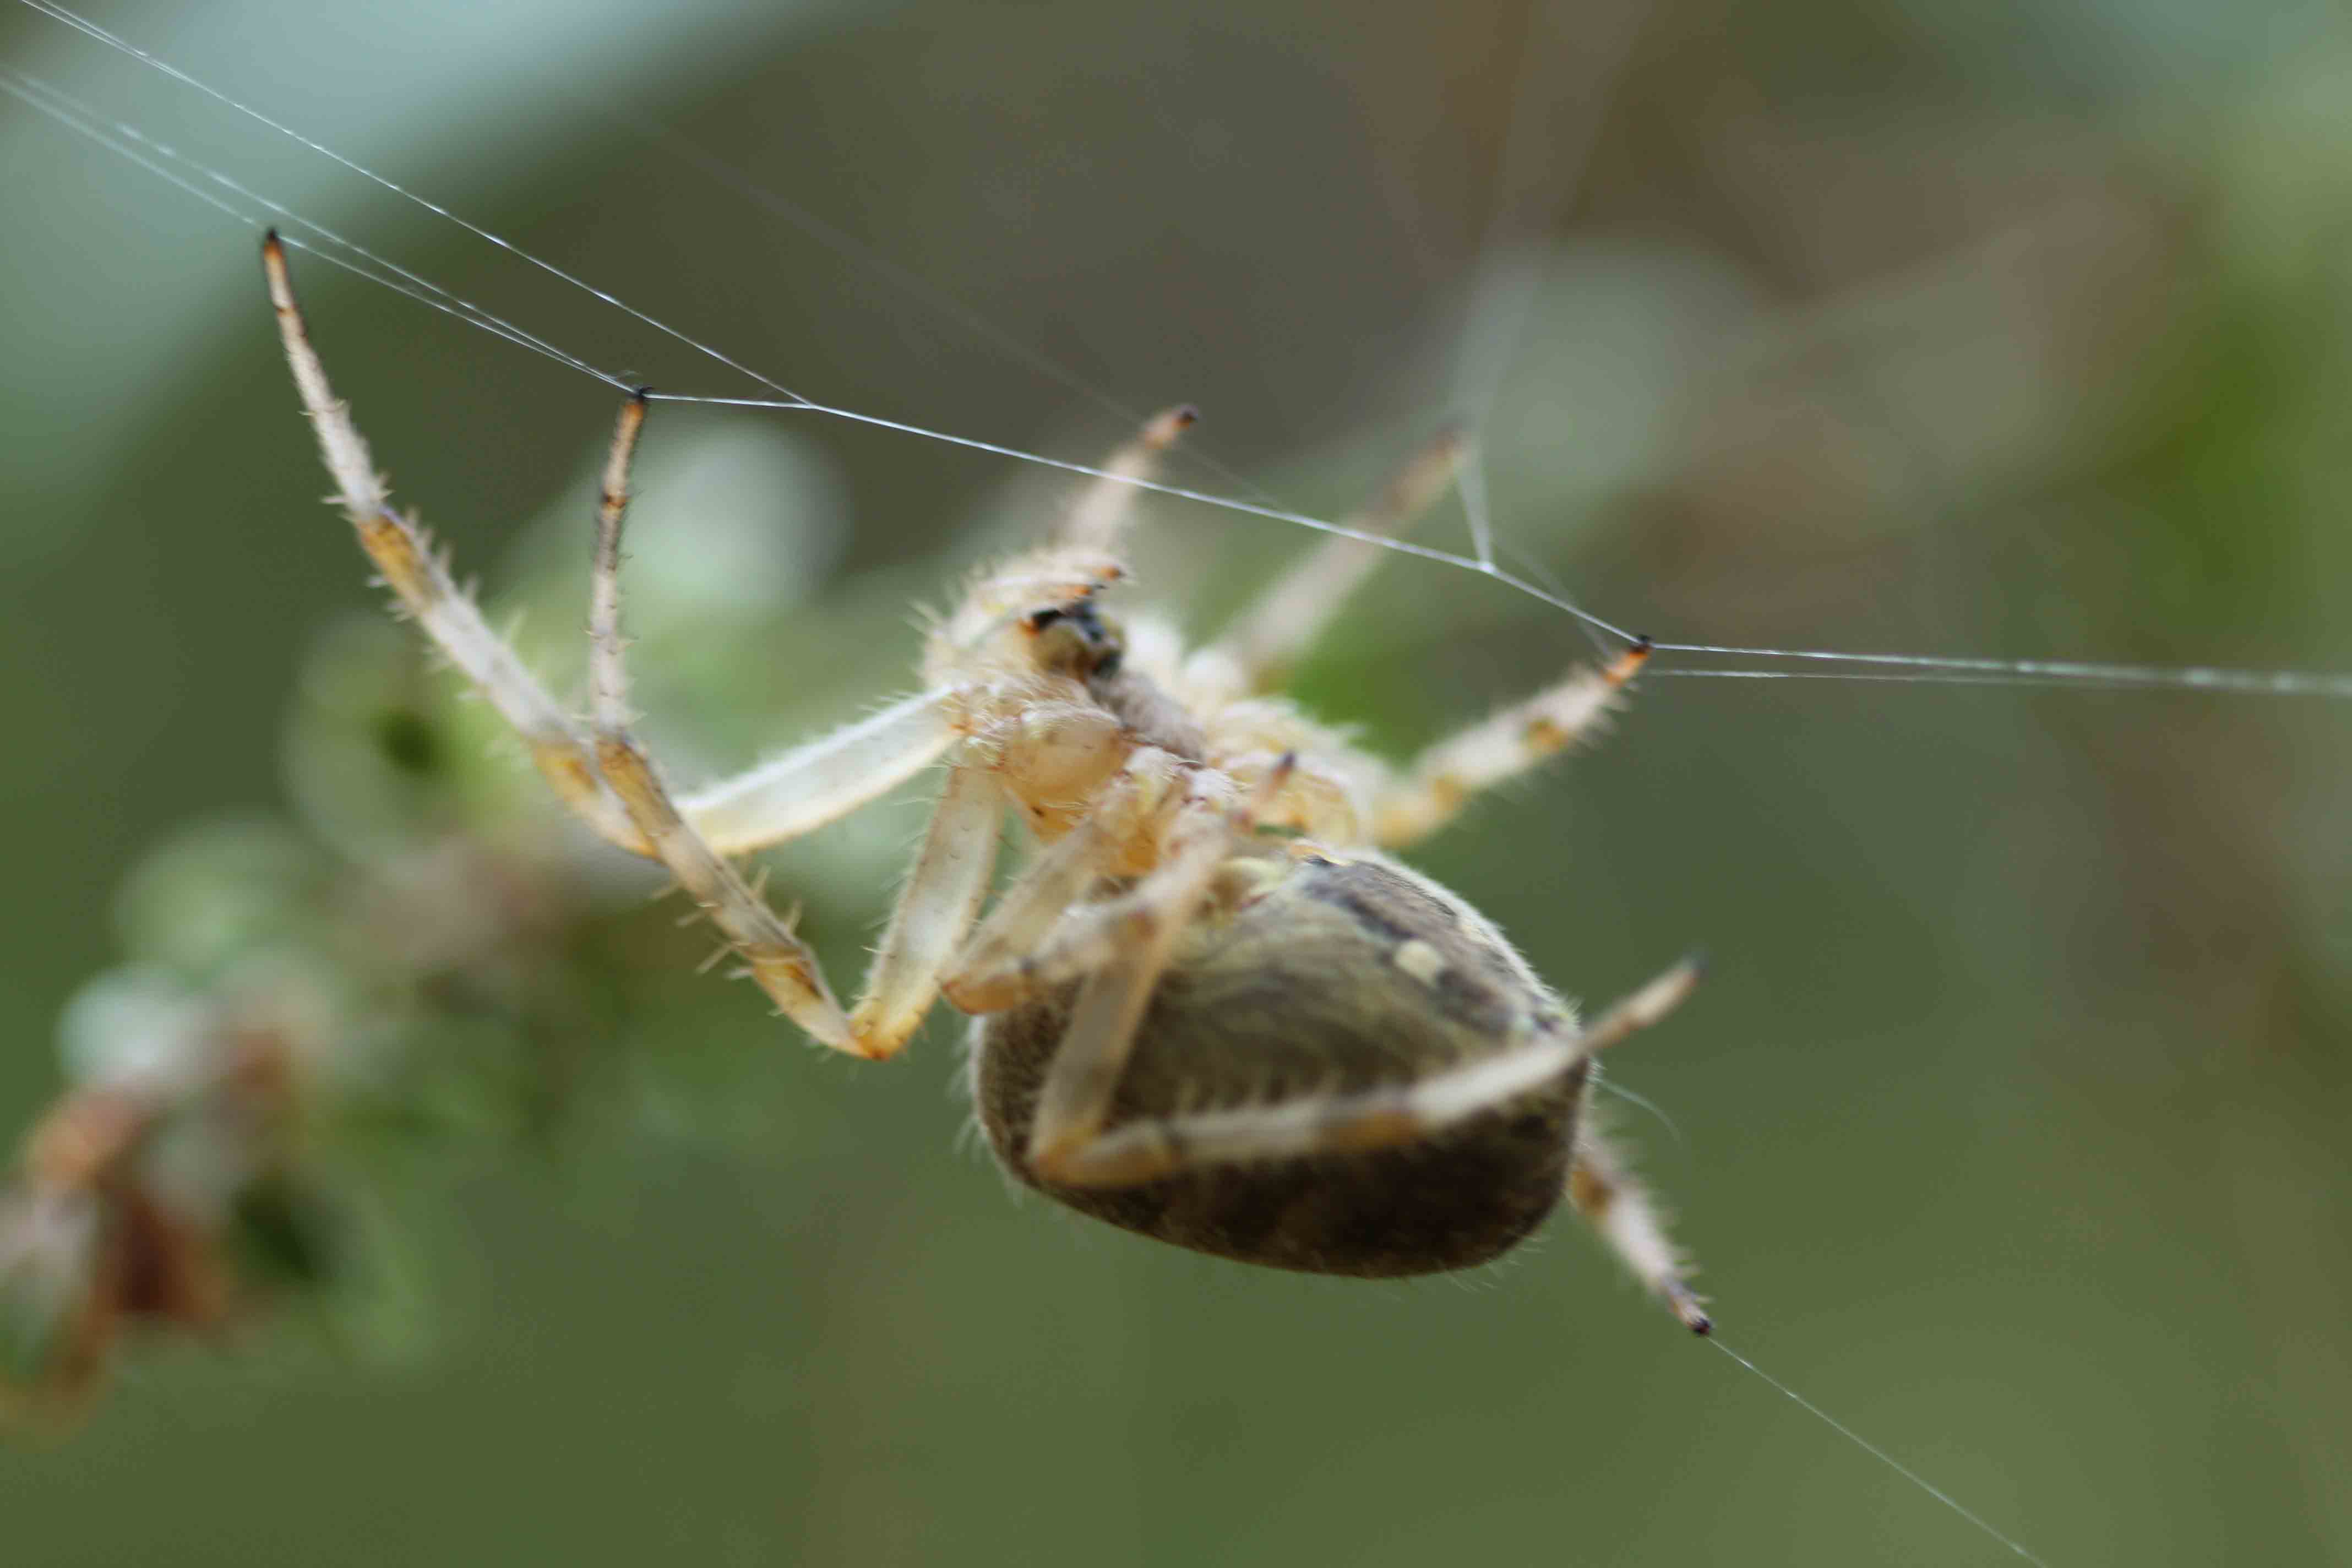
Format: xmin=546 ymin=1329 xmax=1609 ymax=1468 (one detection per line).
xmin=2 ymin=0 xmax=2349 ymax=1562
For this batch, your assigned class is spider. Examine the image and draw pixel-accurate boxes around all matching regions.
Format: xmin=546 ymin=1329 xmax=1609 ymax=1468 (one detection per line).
xmin=261 ymin=232 xmax=1711 ymax=1333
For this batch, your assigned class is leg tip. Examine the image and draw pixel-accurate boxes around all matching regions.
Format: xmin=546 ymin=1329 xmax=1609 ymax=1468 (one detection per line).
xmin=1145 ymin=404 xmax=1198 ymax=445
xmin=1668 ymin=1282 xmax=1712 ymax=1335
xmin=1605 ymin=636 xmax=1654 ymax=684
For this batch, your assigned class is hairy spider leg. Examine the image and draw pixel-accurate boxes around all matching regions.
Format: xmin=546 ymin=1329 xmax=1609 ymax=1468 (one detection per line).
xmin=269 ymin=235 xmax=1064 ymax=1059
xmin=589 ymin=408 xmax=1199 ymax=1059
xmin=264 ymin=235 xmax=958 ymax=865
xmin=592 ymin=398 xmax=1140 ymax=1059
xmin=1191 ymin=427 xmax=1465 ymax=696
xmin=1057 ymin=404 xmax=1197 ymax=551
xmin=844 ymin=758 xmax=1001 ymax=1055
xmin=679 ymin=693 xmax=957 ymax=857
xmin=1010 ymin=760 xmax=1297 ymax=1181
xmin=1570 ymin=1111 xmax=1713 ymax=1333
xmin=941 ymin=750 xmax=1179 ymax=1014
xmin=1041 ymin=955 xmax=1698 ymax=1182
xmin=1372 ymin=638 xmax=1651 ymax=848
xmin=584 ymin=394 xmax=861 ymax=1050
xmin=263 ymin=232 xmax=645 ymax=854
xmin=954 ymin=774 xmax=1250 ymax=1014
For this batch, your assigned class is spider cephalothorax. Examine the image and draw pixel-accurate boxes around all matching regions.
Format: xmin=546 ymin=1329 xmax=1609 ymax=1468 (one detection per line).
xmin=262 ymin=231 xmax=1709 ymax=1332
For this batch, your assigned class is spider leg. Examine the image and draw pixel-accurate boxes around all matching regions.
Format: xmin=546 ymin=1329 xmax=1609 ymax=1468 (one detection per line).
xmin=1043 ymin=955 xmax=1698 ymax=1183
xmin=1371 ymin=638 xmax=1650 ymax=848
xmin=842 ymin=752 xmax=1001 ymax=1058
xmin=952 ymin=864 xmax=1205 ymax=1011
xmin=940 ymin=746 xmax=1186 ymax=1014
xmin=1058 ymin=405 xmax=1197 ymax=551
xmin=678 ymin=691 xmax=958 ymax=857
xmin=266 ymin=235 xmax=968 ymax=870
xmin=1188 ymin=428 xmax=1462 ymax=696
xmin=589 ymin=406 xmax=1129 ymax=1057
xmin=1015 ymin=763 xmax=1297 ymax=1182
xmin=263 ymin=233 xmax=646 ymax=853
xmin=584 ymin=394 xmax=861 ymax=1052
xmin=1570 ymin=1112 xmax=1712 ymax=1333
xmin=1035 ymin=947 xmax=1712 ymax=1332
xmin=852 ymin=693 xmax=1175 ymax=1052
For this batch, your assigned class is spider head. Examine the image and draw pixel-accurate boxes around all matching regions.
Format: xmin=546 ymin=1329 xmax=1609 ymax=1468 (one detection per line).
xmin=1022 ymin=598 xmax=1125 ymax=681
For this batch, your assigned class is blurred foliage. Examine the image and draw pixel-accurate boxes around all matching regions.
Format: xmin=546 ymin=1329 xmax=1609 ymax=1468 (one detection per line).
xmin=0 ymin=0 xmax=2348 ymax=1564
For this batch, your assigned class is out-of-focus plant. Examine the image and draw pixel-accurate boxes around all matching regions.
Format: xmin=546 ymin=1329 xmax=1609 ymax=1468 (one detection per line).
xmin=0 ymin=602 xmax=640 ymax=1418
xmin=0 ymin=420 xmax=914 ymax=1419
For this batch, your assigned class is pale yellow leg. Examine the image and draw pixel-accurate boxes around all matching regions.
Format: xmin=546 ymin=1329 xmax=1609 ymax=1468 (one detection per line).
xmin=268 ymin=233 xmax=959 ymax=866
xmin=1047 ymin=957 xmax=1700 ymax=1189
xmin=276 ymin=235 xmax=1046 ymax=1057
xmin=1019 ymin=805 xmax=1239 ymax=1180
xmin=844 ymin=755 xmax=1001 ymax=1058
xmin=580 ymin=394 xmax=862 ymax=1052
xmin=678 ymin=692 xmax=957 ymax=857
xmin=940 ymin=743 xmax=1193 ymax=1011
xmin=1571 ymin=1114 xmax=1712 ymax=1334
xmin=1011 ymin=764 xmax=1294 ymax=1181
xmin=1373 ymin=640 xmax=1649 ymax=848
xmin=946 ymin=805 xmax=1225 ymax=1015
xmin=264 ymin=232 xmax=645 ymax=853
xmin=1058 ymin=405 xmax=1197 ymax=551
xmin=1193 ymin=428 xmax=1463 ymax=695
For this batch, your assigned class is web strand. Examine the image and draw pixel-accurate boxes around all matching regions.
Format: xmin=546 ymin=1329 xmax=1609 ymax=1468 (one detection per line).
xmin=1456 ymin=435 xmax=1502 ymax=573
xmin=12 ymin=0 xmax=810 ymax=408
xmin=644 ymin=389 xmax=1656 ymax=643
xmin=1648 ymin=646 xmax=2352 ymax=698
xmin=1450 ymin=0 xmax=1649 ymax=433
xmin=0 ymin=69 xmax=633 ymax=391
xmin=622 ymin=114 xmax=1301 ymax=517
xmin=1446 ymin=0 xmax=1649 ymax=603
xmin=1710 ymin=1337 xmax=2050 ymax=1565
xmin=0 ymin=69 xmax=579 ymax=375
xmin=9 ymin=0 xmax=2348 ymax=705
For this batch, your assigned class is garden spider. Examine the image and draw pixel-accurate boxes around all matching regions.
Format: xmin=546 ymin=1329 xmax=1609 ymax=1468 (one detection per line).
xmin=262 ymin=232 xmax=1711 ymax=1332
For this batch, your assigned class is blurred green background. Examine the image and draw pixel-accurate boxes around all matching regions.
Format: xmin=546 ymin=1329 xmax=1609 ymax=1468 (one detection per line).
xmin=2 ymin=0 xmax=2348 ymax=1562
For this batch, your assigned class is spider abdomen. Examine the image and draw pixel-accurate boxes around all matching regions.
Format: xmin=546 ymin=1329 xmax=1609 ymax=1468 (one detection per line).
xmin=971 ymin=852 xmax=1589 ymax=1276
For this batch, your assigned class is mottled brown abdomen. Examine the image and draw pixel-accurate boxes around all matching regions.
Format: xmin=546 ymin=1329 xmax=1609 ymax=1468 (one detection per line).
xmin=969 ymin=852 xmax=1590 ymax=1276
